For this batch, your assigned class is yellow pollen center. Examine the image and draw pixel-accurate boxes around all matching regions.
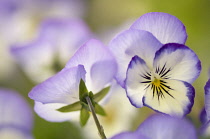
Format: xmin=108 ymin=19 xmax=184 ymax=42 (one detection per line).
xmin=152 ymin=78 xmax=161 ymax=87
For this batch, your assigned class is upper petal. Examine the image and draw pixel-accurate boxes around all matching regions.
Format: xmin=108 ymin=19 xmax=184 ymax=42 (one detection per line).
xmin=125 ymin=55 xmax=151 ymax=108
xmin=153 ymin=43 xmax=201 ymax=84
xmin=109 ymin=29 xmax=162 ymax=87
xmin=137 ymin=114 xmax=197 ymax=139
xmin=130 ymin=12 xmax=187 ymax=44
xmin=28 ymin=65 xmax=86 ymax=104
xmin=143 ymin=79 xmax=195 ymax=117
xmin=65 ymin=39 xmax=117 ymax=93
xmin=34 ymin=101 xmax=79 ymax=122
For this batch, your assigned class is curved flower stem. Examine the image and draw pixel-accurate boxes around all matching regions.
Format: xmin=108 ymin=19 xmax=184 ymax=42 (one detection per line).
xmin=85 ymin=96 xmax=107 ymax=139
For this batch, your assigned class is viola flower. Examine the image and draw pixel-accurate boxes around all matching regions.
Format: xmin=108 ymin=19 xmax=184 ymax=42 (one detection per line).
xmin=111 ymin=114 xmax=197 ymax=139
xmin=109 ymin=12 xmax=201 ymax=117
xmin=11 ymin=19 xmax=92 ymax=82
xmin=0 ymin=88 xmax=33 ymax=139
xmin=0 ymin=0 xmax=87 ymax=79
xmin=29 ymin=39 xmax=117 ymax=124
xmin=200 ymin=79 xmax=210 ymax=137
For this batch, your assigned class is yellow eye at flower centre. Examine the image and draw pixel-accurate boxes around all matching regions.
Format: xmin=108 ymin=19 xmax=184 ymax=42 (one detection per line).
xmin=152 ymin=78 xmax=161 ymax=87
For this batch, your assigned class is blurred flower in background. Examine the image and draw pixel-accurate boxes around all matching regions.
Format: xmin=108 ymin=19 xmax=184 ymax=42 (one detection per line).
xmin=0 ymin=0 xmax=87 ymax=80
xmin=11 ymin=18 xmax=92 ymax=83
xmin=0 ymin=88 xmax=33 ymax=139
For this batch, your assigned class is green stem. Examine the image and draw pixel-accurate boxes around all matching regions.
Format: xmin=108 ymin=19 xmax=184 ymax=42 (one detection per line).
xmin=86 ymin=96 xmax=107 ymax=139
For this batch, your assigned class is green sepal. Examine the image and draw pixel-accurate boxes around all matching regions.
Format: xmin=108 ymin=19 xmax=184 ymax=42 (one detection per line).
xmin=79 ymin=79 xmax=88 ymax=102
xmin=95 ymin=103 xmax=106 ymax=116
xmin=80 ymin=101 xmax=90 ymax=111
xmin=80 ymin=106 xmax=90 ymax=127
xmin=89 ymin=91 xmax=95 ymax=107
xmin=57 ymin=101 xmax=81 ymax=113
xmin=94 ymin=86 xmax=110 ymax=102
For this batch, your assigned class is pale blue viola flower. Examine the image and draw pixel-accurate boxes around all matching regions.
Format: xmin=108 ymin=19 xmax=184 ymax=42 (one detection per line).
xmin=29 ymin=39 xmax=117 ymax=122
xmin=111 ymin=131 xmax=148 ymax=139
xmin=11 ymin=19 xmax=92 ymax=83
xmin=0 ymin=0 xmax=87 ymax=79
xmin=109 ymin=12 xmax=188 ymax=87
xmin=109 ymin=12 xmax=201 ymax=117
xmin=200 ymin=79 xmax=210 ymax=137
xmin=111 ymin=114 xmax=197 ymax=139
xmin=0 ymin=88 xmax=33 ymax=139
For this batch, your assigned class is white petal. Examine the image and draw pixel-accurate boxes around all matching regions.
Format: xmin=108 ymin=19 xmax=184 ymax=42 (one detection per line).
xmin=125 ymin=56 xmax=151 ymax=108
xmin=34 ymin=101 xmax=79 ymax=122
xmin=143 ymin=80 xmax=195 ymax=117
xmin=153 ymin=43 xmax=201 ymax=83
xmin=130 ymin=12 xmax=187 ymax=44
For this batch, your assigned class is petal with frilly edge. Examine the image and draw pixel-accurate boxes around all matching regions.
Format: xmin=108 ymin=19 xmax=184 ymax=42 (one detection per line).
xmin=0 ymin=89 xmax=33 ymax=131
xmin=110 ymin=131 xmax=148 ymax=139
xmin=125 ymin=56 xmax=151 ymax=108
xmin=137 ymin=114 xmax=197 ymax=139
xmin=153 ymin=43 xmax=201 ymax=84
xmin=143 ymin=79 xmax=195 ymax=117
xmin=34 ymin=101 xmax=79 ymax=122
xmin=130 ymin=12 xmax=187 ymax=44
xmin=28 ymin=65 xmax=86 ymax=104
xmin=66 ymin=39 xmax=117 ymax=93
xmin=109 ymin=29 xmax=162 ymax=87
xmin=204 ymin=79 xmax=210 ymax=120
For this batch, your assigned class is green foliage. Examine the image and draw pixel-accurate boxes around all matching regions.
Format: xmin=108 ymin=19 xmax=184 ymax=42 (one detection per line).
xmin=94 ymin=86 xmax=110 ymax=102
xmin=79 ymin=79 xmax=88 ymax=102
xmin=57 ymin=101 xmax=81 ymax=112
xmin=95 ymin=103 xmax=106 ymax=116
xmin=80 ymin=106 xmax=90 ymax=127
xmin=57 ymin=79 xmax=110 ymax=126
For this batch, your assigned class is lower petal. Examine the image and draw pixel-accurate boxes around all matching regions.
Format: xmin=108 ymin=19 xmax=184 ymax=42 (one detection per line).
xmin=34 ymin=101 xmax=79 ymax=122
xmin=143 ymin=80 xmax=194 ymax=117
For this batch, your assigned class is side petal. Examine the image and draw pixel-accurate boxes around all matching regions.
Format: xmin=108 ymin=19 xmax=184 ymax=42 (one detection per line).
xmin=130 ymin=12 xmax=187 ymax=44
xmin=125 ymin=56 xmax=151 ymax=108
xmin=0 ymin=89 xmax=33 ymax=131
xmin=109 ymin=29 xmax=162 ymax=87
xmin=137 ymin=114 xmax=197 ymax=139
xmin=205 ymin=79 xmax=210 ymax=120
xmin=34 ymin=101 xmax=79 ymax=122
xmin=143 ymin=80 xmax=195 ymax=117
xmin=153 ymin=43 xmax=201 ymax=84
xmin=65 ymin=39 xmax=117 ymax=93
xmin=28 ymin=65 xmax=86 ymax=104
